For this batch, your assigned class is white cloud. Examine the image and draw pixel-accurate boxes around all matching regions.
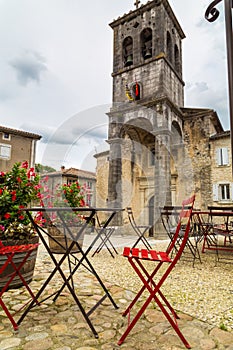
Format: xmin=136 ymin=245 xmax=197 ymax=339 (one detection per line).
xmin=10 ymin=50 xmax=47 ymax=85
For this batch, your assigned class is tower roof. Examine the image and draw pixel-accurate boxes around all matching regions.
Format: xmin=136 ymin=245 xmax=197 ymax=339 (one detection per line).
xmin=109 ymin=0 xmax=185 ymax=39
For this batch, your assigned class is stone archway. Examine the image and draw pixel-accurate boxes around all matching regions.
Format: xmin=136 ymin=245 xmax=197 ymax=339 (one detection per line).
xmin=118 ymin=117 xmax=156 ymax=227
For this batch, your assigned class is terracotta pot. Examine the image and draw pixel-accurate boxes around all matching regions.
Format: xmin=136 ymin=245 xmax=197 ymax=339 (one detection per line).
xmin=48 ymin=225 xmax=86 ymax=254
xmin=0 ymin=236 xmax=39 ymax=290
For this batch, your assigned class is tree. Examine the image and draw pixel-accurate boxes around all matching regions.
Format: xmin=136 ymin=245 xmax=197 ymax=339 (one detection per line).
xmin=35 ymin=164 xmax=56 ymax=173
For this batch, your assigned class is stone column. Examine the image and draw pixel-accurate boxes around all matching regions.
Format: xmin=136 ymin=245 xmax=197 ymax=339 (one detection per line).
xmin=153 ymin=129 xmax=172 ymax=235
xmin=107 ymin=137 xmax=123 ymax=226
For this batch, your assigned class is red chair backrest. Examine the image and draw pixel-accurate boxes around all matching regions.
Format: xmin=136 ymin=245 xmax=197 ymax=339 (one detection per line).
xmin=166 ymin=194 xmax=195 ymax=260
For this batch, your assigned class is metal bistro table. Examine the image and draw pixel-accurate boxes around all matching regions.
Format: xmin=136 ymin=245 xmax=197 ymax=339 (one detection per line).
xmin=17 ymin=207 xmax=124 ymax=338
xmin=193 ymin=209 xmax=233 ymax=255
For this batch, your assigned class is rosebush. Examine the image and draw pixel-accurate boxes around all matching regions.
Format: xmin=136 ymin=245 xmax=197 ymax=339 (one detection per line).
xmin=43 ymin=181 xmax=87 ymax=227
xmin=0 ymin=161 xmax=42 ymax=240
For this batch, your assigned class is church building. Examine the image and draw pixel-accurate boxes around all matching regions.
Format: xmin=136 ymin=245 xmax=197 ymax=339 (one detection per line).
xmin=95 ymin=0 xmax=231 ymax=235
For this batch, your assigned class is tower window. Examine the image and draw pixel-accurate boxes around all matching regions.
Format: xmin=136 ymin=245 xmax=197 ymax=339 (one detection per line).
xmin=123 ymin=36 xmax=133 ymax=67
xmin=174 ymin=44 xmax=180 ymax=74
xmin=166 ymin=31 xmax=172 ymax=63
xmin=141 ymin=28 xmax=152 ymax=60
xmin=132 ymin=82 xmax=141 ymax=100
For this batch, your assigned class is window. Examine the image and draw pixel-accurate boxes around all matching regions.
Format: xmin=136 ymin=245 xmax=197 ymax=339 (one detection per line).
xmin=87 ymin=181 xmax=92 ymax=189
xmin=217 ymin=147 xmax=229 ymax=166
xmin=67 ymin=179 xmax=76 ymax=185
xmin=86 ymin=194 xmax=92 ymax=207
xmin=141 ymin=28 xmax=152 ymax=60
xmin=0 ymin=144 xmax=11 ymax=159
xmin=149 ymin=147 xmax=155 ymax=166
xmin=166 ymin=31 xmax=172 ymax=63
xmin=220 ymin=184 xmax=230 ymax=200
xmin=213 ymin=183 xmax=232 ymax=201
xmin=123 ymin=36 xmax=133 ymax=67
xmin=174 ymin=44 xmax=180 ymax=74
xmin=2 ymin=133 xmax=10 ymax=140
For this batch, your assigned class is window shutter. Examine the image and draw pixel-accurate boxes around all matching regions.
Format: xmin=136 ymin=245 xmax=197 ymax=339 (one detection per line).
xmin=213 ymin=184 xmax=218 ymax=201
xmin=217 ymin=149 xmax=221 ymax=165
xmin=222 ymin=147 xmax=229 ymax=165
xmin=217 ymin=147 xmax=229 ymax=165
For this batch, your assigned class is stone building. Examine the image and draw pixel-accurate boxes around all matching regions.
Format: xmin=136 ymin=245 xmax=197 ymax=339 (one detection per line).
xmin=44 ymin=166 xmax=96 ymax=207
xmin=0 ymin=125 xmax=41 ymax=172
xmin=95 ymin=0 xmax=232 ymax=235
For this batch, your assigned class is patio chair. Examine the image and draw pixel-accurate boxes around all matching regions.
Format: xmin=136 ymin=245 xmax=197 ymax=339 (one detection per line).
xmin=0 ymin=241 xmax=39 ymax=330
xmin=118 ymin=194 xmax=195 ymax=349
xmin=160 ymin=204 xmax=201 ymax=266
xmin=91 ymin=213 xmax=118 ymax=258
xmin=160 ymin=205 xmax=181 ymax=248
xmin=126 ymin=207 xmax=152 ymax=250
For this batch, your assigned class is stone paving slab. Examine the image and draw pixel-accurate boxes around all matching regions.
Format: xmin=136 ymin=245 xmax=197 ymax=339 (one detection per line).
xmin=0 ymin=235 xmax=233 ymax=349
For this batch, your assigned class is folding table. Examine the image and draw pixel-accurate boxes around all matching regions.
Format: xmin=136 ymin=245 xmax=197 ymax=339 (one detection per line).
xmin=196 ymin=207 xmax=233 ymax=262
xmin=17 ymin=207 xmax=123 ymax=338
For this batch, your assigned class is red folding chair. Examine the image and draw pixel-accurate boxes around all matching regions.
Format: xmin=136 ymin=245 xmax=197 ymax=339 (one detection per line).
xmin=0 ymin=241 xmax=39 ymax=330
xmin=118 ymin=195 xmax=195 ymax=349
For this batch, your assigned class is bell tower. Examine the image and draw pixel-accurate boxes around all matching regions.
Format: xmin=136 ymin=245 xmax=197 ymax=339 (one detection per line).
xmin=107 ymin=0 xmax=186 ymax=231
xmin=110 ymin=0 xmax=185 ymax=106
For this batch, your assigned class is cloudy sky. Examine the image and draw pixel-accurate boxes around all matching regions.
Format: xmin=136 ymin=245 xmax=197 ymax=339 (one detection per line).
xmin=0 ymin=0 xmax=229 ymax=171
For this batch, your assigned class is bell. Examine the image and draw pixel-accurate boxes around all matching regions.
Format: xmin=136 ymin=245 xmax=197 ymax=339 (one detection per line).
xmin=125 ymin=54 xmax=133 ymax=66
xmin=144 ymin=49 xmax=152 ymax=59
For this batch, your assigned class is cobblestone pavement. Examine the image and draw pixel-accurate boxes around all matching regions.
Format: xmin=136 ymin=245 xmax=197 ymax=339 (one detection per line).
xmin=1 ymin=234 xmax=233 ymax=350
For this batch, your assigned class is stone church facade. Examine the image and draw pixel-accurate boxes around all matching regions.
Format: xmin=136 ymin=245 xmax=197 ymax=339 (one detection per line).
xmin=95 ymin=0 xmax=232 ymax=235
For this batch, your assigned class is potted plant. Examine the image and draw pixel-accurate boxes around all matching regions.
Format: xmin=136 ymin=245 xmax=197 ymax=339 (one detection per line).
xmin=0 ymin=161 xmax=43 ymax=289
xmin=43 ymin=181 xmax=91 ymax=254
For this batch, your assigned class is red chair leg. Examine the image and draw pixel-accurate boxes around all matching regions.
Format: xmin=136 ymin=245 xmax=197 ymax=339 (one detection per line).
xmin=0 ymin=298 xmax=19 ymax=330
xmin=118 ymin=257 xmax=191 ymax=349
xmin=122 ymin=257 xmax=179 ymax=320
xmin=0 ymin=247 xmax=39 ymax=330
xmin=8 ymin=253 xmax=39 ymax=302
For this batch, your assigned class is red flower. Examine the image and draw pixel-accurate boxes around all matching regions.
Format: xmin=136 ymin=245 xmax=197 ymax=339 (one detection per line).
xmin=37 ymin=192 xmax=43 ymax=199
xmin=18 ymin=214 xmax=25 ymax=220
xmin=17 ymin=177 xmax=22 ymax=183
xmin=27 ymin=168 xmax=35 ymax=179
xmin=0 ymin=171 xmax=5 ymax=176
xmin=80 ymin=199 xmax=85 ymax=207
xmin=0 ymin=188 xmax=3 ymax=195
xmin=11 ymin=190 xmax=17 ymax=201
xmin=4 ymin=213 xmax=11 ymax=219
xmin=21 ymin=161 xmax=28 ymax=169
